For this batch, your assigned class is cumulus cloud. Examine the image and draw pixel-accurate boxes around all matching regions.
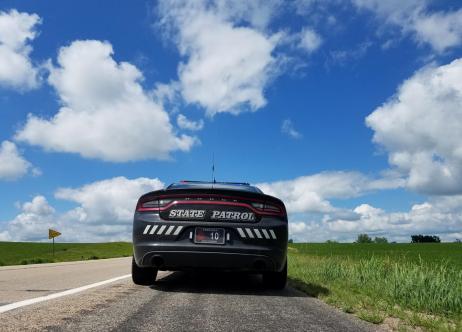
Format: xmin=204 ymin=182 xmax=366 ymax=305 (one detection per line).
xmin=55 ymin=176 xmax=164 ymax=225
xmin=15 ymin=40 xmax=197 ymax=162
xmin=0 ymin=9 xmax=41 ymax=90
xmin=281 ymin=119 xmax=302 ymax=139
xmin=0 ymin=177 xmax=164 ymax=242
xmin=298 ymin=27 xmax=322 ymax=53
xmin=157 ymin=0 xmax=282 ymax=116
xmin=209 ymin=0 xmax=283 ymax=31
xmin=366 ymin=58 xmax=462 ymax=195
xmin=176 ymin=114 xmax=204 ymax=131
xmin=0 ymin=196 xmax=55 ymax=242
xmin=285 ymin=195 xmax=462 ymax=243
xmin=352 ymin=0 xmax=462 ymax=53
xmin=0 ymin=140 xmax=36 ymax=180
xmin=325 ymin=196 xmax=462 ymax=242
xmin=257 ymin=171 xmax=403 ymax=214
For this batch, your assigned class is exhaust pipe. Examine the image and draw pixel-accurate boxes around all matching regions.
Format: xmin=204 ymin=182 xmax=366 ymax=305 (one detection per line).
xmin=152 ymin=256 xmax=164 ymax=268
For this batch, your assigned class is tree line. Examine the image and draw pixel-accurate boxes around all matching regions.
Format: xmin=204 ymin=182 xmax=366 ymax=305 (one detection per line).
xmin=351 ymin=233 xmax=442 ymax=243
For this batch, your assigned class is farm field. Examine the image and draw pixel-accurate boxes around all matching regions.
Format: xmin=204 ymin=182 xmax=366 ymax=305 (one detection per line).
xmin=0 ymin=241 xmax=132 ymax=266
xmin=288 ymin=243 xmax=462 ymax=331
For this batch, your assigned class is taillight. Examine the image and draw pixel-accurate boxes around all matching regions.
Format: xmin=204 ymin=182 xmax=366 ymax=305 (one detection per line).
xmin=251 ymin=202 xmax=284 ymax=215
xmin=138 ymin=199 xmax=172 ymax=210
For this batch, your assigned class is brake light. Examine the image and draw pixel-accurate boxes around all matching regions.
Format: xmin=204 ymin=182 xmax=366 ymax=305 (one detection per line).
xmin=251 ymin=202 xmax=283 ymax=215
xmin=138 ymin=199 xmax=172 ymax=209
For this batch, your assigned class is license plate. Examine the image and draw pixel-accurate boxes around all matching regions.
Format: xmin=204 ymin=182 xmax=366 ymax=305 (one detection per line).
xmin=194 ymin=227 xmax=225 ymax=245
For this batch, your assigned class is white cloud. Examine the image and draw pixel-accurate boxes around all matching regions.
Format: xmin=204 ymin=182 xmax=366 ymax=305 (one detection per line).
xmin=210 ymin=0 xmax=283 ymax=31
xmin=177 ymin=114 xmax=204 ymax=131
xmin=0 ymin=9 xmax=41 ymax=90
xmin=326 ymin=41 xmax=372 ymax=67
xmin=281 ymin=119 xmax=302 ymax=139
xmin=157 ymin=0 xmax=282 ymax=116
xmin=0 ymin=177 xmax=164 ymax=242
xmin=366 ymin=58 xmax=462 ymax=195
xmin=0 ymin=196 xmax=55 ymax=242
xmin=352 ymin=0 xmax=462 ymax=53
xmin=325 ymin=196 xmax=462 ymax=242
xmin=55 ymin=176 xmax=164 ymax=225
xmin=286 ymin=194 xmax=462 ymax=243
xmin=0 ymin=140 xmax=36 ymax=180
xmin=15 ymin=40 xmax=197 ymax=162
xmin=296 ymin=1 xmax=462 ymax=53
xmin=298 ymin=27 xmax=322 ymax=53
xmin=257 ymin=171 xmax=403 ymax=214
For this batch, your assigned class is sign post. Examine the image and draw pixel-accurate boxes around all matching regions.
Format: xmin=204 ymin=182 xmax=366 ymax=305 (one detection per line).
xmin=48 ymin=229 xmax=62 ymax=256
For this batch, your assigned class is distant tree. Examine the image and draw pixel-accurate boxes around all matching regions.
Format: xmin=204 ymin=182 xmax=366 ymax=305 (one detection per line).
xmin=356 ymin=233 xmax=373 ymax=243
xmin=288 ymin=238 xmax=294 ymax=244
xmin=411 ymin=235 xmax=441 ymax=243
xmin=374 ymin=237 xmax=388 ymax=244
xmin=455 ymin=239 xmax=461 ymax=243
xmin=326 ymin=240 xmax=338 ymax=244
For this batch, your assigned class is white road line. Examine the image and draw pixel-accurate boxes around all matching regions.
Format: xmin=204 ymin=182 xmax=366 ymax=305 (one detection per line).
xmin=236 ymin=228 xmax=246 ymax=238
xmin=143 ymin=225 xmax=151 ymax=234
xmin=269 ymin=229 xmax=277 ymax=239
xmin=149 ymin=225 xmax=158 ymax=235
xmin=262 ymin=229 xmax=270 ymax=239
xmin=0 ymin=274 xmax=131 ymax=314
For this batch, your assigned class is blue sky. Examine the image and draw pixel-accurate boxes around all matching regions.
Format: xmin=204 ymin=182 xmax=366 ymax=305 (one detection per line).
xmin=1 ymin=0 xmax=462 ymax=242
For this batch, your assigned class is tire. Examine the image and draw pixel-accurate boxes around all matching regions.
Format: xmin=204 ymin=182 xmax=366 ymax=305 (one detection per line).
xmin=263 ymin=260 xmax=287 ymax=289
xmin=132 ymin=256 xmax=158 ymax=285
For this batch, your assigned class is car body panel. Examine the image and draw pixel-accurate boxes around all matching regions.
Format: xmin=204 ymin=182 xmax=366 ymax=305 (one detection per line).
xmin=132 ymin=182 xmax=288 ymax=272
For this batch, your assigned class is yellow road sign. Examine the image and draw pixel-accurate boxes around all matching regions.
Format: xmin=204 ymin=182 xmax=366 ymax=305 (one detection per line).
xmin=48 ymin=229 xmax=61 ymax=239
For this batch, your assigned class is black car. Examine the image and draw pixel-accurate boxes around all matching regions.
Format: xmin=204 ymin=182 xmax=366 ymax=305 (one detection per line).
xmin=132 ymin=180 xmax=288 ymax=288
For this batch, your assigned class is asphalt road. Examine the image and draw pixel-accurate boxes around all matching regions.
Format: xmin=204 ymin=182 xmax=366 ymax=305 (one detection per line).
xmin=0 ymin=258 xmax=380 ymax=332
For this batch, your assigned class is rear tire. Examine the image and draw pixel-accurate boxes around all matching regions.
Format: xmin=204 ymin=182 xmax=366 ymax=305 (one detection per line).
xmin=263 ymin=260 xmax=287 ymax=289
xmin=132 ymin=256 xmax=157 ymax=285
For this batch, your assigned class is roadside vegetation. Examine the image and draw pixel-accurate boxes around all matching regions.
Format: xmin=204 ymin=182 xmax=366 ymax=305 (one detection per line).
xmin=288 ymin=241 xmax=462 ymax=331
xmin=0 ymin=241 xmax=132 ymax=266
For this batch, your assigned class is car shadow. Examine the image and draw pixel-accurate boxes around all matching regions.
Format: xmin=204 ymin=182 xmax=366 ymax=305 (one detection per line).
xmin=288 ymin=277 xmax=330 ymax=297
xmin=149 ymin=271 xmax=328 ymax=298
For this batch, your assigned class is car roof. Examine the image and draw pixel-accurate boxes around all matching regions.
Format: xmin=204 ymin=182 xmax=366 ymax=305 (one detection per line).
xmin=166 ymin=180 xmax=263 ymax=194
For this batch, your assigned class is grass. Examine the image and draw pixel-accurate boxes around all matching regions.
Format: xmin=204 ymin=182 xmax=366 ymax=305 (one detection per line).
xmin=0 ymin=241 xmax=132 ymax=266
xmin=288 ymin=243 xmax=462 ymax=331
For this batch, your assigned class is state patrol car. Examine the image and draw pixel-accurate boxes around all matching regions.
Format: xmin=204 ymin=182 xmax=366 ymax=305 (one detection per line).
xmin=132 ymin=181 xmax=288 ymax=289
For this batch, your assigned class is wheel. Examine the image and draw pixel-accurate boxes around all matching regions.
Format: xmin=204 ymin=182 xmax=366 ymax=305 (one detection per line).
xmin=263 ymin=260 xmax=287 ymax=289
xmin=132 ymin=256 xmax=158 ymax=285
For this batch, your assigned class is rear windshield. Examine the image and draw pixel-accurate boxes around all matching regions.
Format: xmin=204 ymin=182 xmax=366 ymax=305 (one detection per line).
xmin=167 ymin=182 xmax=263 ymax=193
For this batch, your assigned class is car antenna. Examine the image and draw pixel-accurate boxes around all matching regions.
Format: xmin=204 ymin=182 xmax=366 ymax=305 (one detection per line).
xmin=212 ymin=153 xmax=216 ymax=184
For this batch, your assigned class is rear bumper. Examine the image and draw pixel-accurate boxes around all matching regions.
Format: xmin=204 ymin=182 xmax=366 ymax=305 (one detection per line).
xmin=132 ymin=213 xmax=287 ymax=272
xmin=134 ymin=248 xmax=284 ymax=272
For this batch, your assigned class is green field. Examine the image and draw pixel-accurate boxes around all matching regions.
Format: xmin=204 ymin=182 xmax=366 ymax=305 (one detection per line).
xmin=0 ymin=241 xmax=132 ymax=266
xmin=288 ymin=243 xmax=462 ymax=331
